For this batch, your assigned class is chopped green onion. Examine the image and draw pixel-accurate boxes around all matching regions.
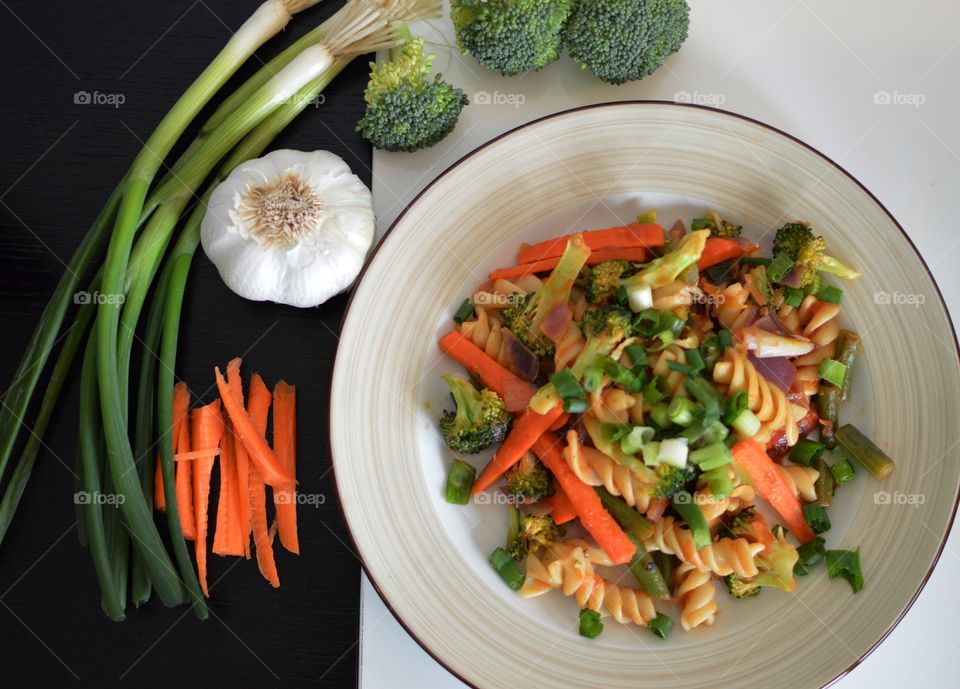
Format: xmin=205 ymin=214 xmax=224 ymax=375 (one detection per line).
xmin=648 ymin=330 xmax=675 ymax=351
xmin=673 ymin=492 xmax=710 ymax=550
xmin=489 ymin=548 xmax=524 ymax=591
xmin=621 ymin=426 xmax=655 ymax=455
xmin=802 ymin=503 xmax=831 ymax=534
xmin=817 ymin=285 xmax=844 ymax=304
xmin=452 ymin=298 xmax=474 ymax=324
xmin=667 ymin=397 xmax=697 ymax=427
xmin=563 ymin=397 xmax=588 ymax=414
xmin=658 ymin=438 xmax=689 ymax=469
xmin=731 ymin=408 xmax=761 ymax=438
xmin=626 ymin=283 xmax=654 ymax=312
xmin=648 ymin=613 xmax=674 ymax=639
xmin=633 ymin=309 xmax=661 ymax=336
xmin=739 ymin=256 xmax=772 ymax=266
xmin=659 ymin=312 xmax=684 ymax=336
xmin=691 ymin=218 xmax=711 ymax=231
xmin=789 ymin=438 xmax=825 ymax=467
xmin=650 ymin=403 xmax=671 ymax=429
xmin=578 ymin=608 xmax=604 ymax=638
xmin=624 ymin=344 xmax=648 ymax=368
xmin=826 ymin=548 xmax=863 ymax=593
xmin=830 ymin=454 xmax=857 ymax=485
xmin=582 ymin=366 xmax=603 ymax=393
xmin=834 ymin=331 xmax=860 ymax=402
xmin=667 ymin=360 xmax=696 ymax=376
xmin=684 ymin=376 xmax=721 ymax=424
xmin=767 ymin=253 xmax=795 ymax=282
xmin=690 ymin=442 xmax=733 ymax=471
xmin=684 ymin=348 xmax=705 ymax=373
xmin=697 ymin=419 xmax=730 ymax=447
xmin=702 ymin=466 xmax=733 ymax=500
xmin=783 ymin=286 xmax=804 ymax=308
xmin=718 ymin=329 xmax=733 ymax=349
xmin=818 ymin=358 xmax=847 ymax=388
xmin=641 ymin=441 xmax=661 ymax=467
xmin=444 ymin=459 xmax=476 ymax=505
xmin=836 ymin=424 xmax=895 ymax=480
xmin=698 ymin=335 xmax=724 ymax=371
xmin=814 ymin=457 xmax=834 ymax=507
xmin=644 ymin=377 xmax=669 ymax=405
xmin=794 ymin=536 xmax=826 ymax=576
xmin=723 ymin=391 xmax=749 ymax=424
xmin=750 ymin=266 xmax=773 ymax=302
xmin=600 ymin=423 xmax=632 ymax=445
xmin=552 ymin=368 xmax=585 ymax=400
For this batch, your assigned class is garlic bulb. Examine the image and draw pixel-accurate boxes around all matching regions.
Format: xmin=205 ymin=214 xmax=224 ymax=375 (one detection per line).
xmin=201 ymin=149 xmax=375 ymax=307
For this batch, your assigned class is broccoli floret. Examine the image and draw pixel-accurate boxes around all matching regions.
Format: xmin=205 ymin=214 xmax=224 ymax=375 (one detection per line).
xmin=451 ymin=0 xmax=573 ymax=76
xmin=579 ymin=304 xmax=634 ymax=338
xmin=771 ymin=223 xmax=824 ymax=289
xmin=725 ymin=525 xmax=799 ymax=597
xmin=771 ymin=222 xmax=813 ymax=259
xmin=506 ymin=508 xmax=564 ymax=560
xmin=502 ymin=293 xmax=553 ymax=357
xmin=565 ymin=0 xmax=690 ymax=85
xmin=586 ymin=260 xmax=632 ymax=303
xmin=726 ymin=505 xmax=758 ymax=538
xmin=725 ymin=573 xmax=761 ymax=598
xmin=694 ymin=211 xmax=742 ymax=238
xmin=439 ymin=375 xmax=511 ymax=453
xmin=356 ymin=33 xmax=469 ymax=152
xmin=505 ymin=452 xmax=553 ymax=501
xmin=654 ymin=463 xmax=695 ymax=499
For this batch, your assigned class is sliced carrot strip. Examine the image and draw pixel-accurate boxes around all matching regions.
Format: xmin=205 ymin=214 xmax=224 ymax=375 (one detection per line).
xmin=696 ymin=237 xmax=759 ymax=270
xmin=174 ymin=448 xmax=221 ymax=461
xmin=175 ymin=408 xmax=196 ymax=541
xmin=226 ymin=358 xmax=252 ymax=559
xmin=191 ymin=399 xmax=223 ymax=596
xmin=472 ymin=405 xmax=565 ymax=494
xmin=213 ymin=413 xmax=244 ymax=557
xmin=542 ymin=481 xmax=576 ymax=524
xmin=732 ymin=439 xmax=815 ymax=544
xmin=517 ymin=223 xmax=664 ymax=264
xmin=272 ymin=381 xmax=299 ymax=555
xmin=248 ymin=373 xmax=280 ymax=587
xmin=532 ymin=433 xmax=636 ymax=565
xmin=215 ymin=366 xmax=290 ymax=486
xmin=548 ymin=412 xmax=570 ymax=432
xmin=438 ymin=331 xmax=534 ymax=412
xmin=489 ymin=246 xmax=649 ymax=281
xmin=154 ymin=454 xmax=166 ymax=513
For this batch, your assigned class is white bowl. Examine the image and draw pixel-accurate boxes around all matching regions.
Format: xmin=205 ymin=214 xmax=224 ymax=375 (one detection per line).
xmin=330 ymin=102 xmax=960 ymax=689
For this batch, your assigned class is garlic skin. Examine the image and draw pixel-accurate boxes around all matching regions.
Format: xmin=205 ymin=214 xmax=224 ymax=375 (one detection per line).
xmin=201 ymin=149 xmax=375 ymax=307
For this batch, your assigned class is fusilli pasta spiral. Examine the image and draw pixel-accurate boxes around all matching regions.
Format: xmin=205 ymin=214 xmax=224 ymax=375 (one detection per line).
xmin=644 ymin=516 xmax=764 ymax=578
xmin=563 ymin=430 xmax=655 ymax=512
xmin=675 ymin=563 xmax=718 ymax=631
xmin=777 ymin=463 xmax=820 ymax=502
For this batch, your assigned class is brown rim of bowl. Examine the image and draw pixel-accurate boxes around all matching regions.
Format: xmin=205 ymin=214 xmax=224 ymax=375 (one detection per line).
xmin=326 ymin=100 xmax=960 ymax=689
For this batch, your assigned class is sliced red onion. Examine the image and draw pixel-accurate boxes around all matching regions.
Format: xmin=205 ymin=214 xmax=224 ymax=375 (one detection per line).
xmin=502 ymin=329 xmax=539 ymax=383
xmin=748 ymin=351 xmax=797 ymax=391
xmin=540 ymin=302 xmax=572 ymax=344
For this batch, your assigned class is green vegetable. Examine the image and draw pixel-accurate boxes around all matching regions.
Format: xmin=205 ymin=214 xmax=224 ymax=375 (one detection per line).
xmin=490 ymin=547 xmax=525 ymax=590
xmin=648 ymin=612 xmax=674 ymax=639
xmin=667 ymin=397 xmax=697 ymax=427
xmin=552 ymin=368 xmax=586 ymax=400
xmin=357 ymin=30 xmax=469 ymax=152
xmin=439 ymin=375 xmax=512 ymax=453
xmin=673 ymin=492 xmax=710 ymax=550
xmin=793 ymin=536 xmax=826 ymax=576
xmin=621 ymin=426 xmax=656 ymax=455
xmin=692 ymin=211 xmax=742 ymax=238
xmin=789 ymin=438 xmax=825 ymax=467
xmin=830 ymin=453 xmax=857 ymax=485
xmin=563 ymin=397 xmax=589 ymax=413
xmin=445 ymin=458 xmax=477 ymax=504
xmin=451 ymin=0 xmax=574 ymax=75
xmin=772 ymin=222 xmax=860 ymax=288
xmin=565 ymin=0 xmax=690 ymax=84
xmin=653 ymin=463 xmax=695 ymax=498
xmin=650 ymin=403 xmax=671 ymax=429
xmin=579 ymin=608 xmax=604 ymax=638
xmin=783 ymin=286 xmax=804 ymax=308
xmin=826 ymin=548 xmax=863 ymax=593
xmin=836 ymin=424 xmax=895 ymax=480
xmin=505 ymin=452 xmax=552 ymax=501
xmin=701 ymin=465 xmax=733 ymax=500
xmin=689 ymin=442 xmax=733 ymax=471
xmin=725 ymin=524 xmax=799 ymax=595
xmin=818 ymin=358 xmax=847 ymax=389
xmin=767 ymin=253 xmax=795 ymax=282
xmin=814 ymin=457 xmax=834 ymax=507
xmin=621 ymin=229 xmax=709 ymax=295
xmin=453 ymin=298 xmax=475 ymax=324
xmin=596 ymin=486 xmax=654 ymax=541
xmin=587 ymin=260 xmax=633 ymax=303
xmin=817 ymin=285 xmax=844 ymax=304
xmin=625 ymin=536 xmax=670 ymax=599
xmin=506 ymin=509 xmax=564 ymax=561
xmin=817 ymin=384 xmax=841 ymax=449
xmin=802 ymin=502 xmax=831 ymax=534
xmin=725 ymin=573 xmax=761 ymax=598
xmin=834 ymin=331 xmax=861 ymax=402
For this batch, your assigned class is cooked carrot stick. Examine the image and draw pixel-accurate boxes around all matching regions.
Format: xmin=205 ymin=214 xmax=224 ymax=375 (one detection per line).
xmin=532 ymin=433 xmax=636 ymax=565
xmin=517 ymin=223 xmax=664 ymax=264
xmin=247 ymin=373 xmax=280 ymax=587
xmin=645 ymin=497 xmax=669 ymax=521
xmin=226 ymin=358 xmax=252 ymax=558
xmin=191 ymin=399 xmax=223 ymax=596
xmin=472 ymin=405 xmax=565 ymax=494
xmin=696 ymin=237 xmax=759 ymax=270
xmin=154 ymin=454 xmax=166 ymax=513
xmin=489 ymin=246 xmax=649 ymax=281
xmin=541 ymin=481 xmax=576 ymax=524
xmin=175 ymin=406 xmax=196 ymax=541
xmin=272 ymin=381 xmax=299 ymax=555
xmin=732 ymin=439 xmax=815 ymax=544
xmin=215 ymin=366 xmax=291 ymax=486
xmin=438 ymin=331 xmax=535 ymax=412
xmin=548 ymin=412 xmax=570 ymax=432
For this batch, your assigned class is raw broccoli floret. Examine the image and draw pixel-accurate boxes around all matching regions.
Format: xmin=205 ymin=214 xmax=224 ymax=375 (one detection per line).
xmin=505 ymin=452 xmax=552 ymax=501
xmin=451 ymin=0 xmax=574 ymax=76
xmin=565 ymin=0 xmax=690 ymax=85
xmin=506 ymin=507 xmax=564 ymax=560
xmin=586 ymin=260 xmax=631 ymax=303
xmin=357 ymin=32 xmax=469 ymax=152
xmin=653 ymin=463 xmax=695 ymax=498
xmin=579 ymin=304 xmax=634 ymax=338
xmin=439 ymin=375 xmax=511 ymax=453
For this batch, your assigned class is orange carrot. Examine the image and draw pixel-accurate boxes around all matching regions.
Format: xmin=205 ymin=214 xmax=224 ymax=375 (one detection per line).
xmin=174 ymin=448 xmax=222 ymax=461
xmin=191 ymin=399 xmax=223 ymax=596
xmin=517 ymin=223 xmax=664 ymax=264
xmin=272 ymin=381 xmax=299 ymax=555
xmin=438 ymin=331 xmax=535 ymax=412
xmin=548 ymin=412 xmax=570 ymax=432
xmin=212 ymin=415 xmax=244 ymax=557
xmin=226 ymin=359 xmax=252 ymax=558
xmin=645 ymin=496 xmax=669 ymax=521
xmin=154 ymin=454 xmax=166 ymax=513
xmin=171 ymin=381 xmax=190 ymax=454
xmin=247 ymin=374 xmax=280 ymax=587
xmin=732 ymin=439 xmax=816 ymax=544
xmin=175 ymin=406 xmax=196 ymax=541
xmin=215 ymin=366 xmax=291 ymax=486
xmin=532 ymin=433 xmax=636 ymax=565
xmin=542 ymin=481 xmax=576 ymax=524
xmin=472 ymin=406 xmax=565 ymax=494
xmin=696 ymin=237 xmax=759 ymax=270
xmin=489 ymin=246 xmax=649 ymax=281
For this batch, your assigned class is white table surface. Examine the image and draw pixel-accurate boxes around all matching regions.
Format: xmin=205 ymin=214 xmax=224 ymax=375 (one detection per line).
xmin=361 ymin=1 xmax=960 ymax=686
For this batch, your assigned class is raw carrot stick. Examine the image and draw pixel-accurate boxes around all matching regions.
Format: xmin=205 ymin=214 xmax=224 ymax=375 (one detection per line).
xmin=517 ymin=223 xmax=664 ymax=264
xmin=532 ymin=433 xmax=636 ymax=564
xmin=212 ymin=415 xmax=244 ymax=557
xmin=732 ymin=439 xmax=816 ymax=544
xmin=154 ymin=454 xmax=166 ymax=513
xmin=215 ymin=366 xmax=291 ymax=486
xmin=191 ymin=399 xmax=223 ymax=596
xmin=174 ymin=448 xmax=222 ymax=461
xmin=542 ymin=481 xmax=576 ymax=524
xmin=472 ymin=405 xmax=565 ymax=494
xmin=175 ymin=407 xmax=196 ymax=541
xmin=489 ymin=246 xmax=649 ymax=281
xmin=272 ymin=381 xmax=299 ymax=555
xmin=226 ymin=358 xmax=252 ymax=558
xmin=171 ymin=381 xmax=190 ymax=454
xmin=247 ymin=373 xmax=280 ymax=587
xmin=438 ymin=331 xmax=535 ymax=412
xmin=696 ymin=237 xmax=759 ymax=270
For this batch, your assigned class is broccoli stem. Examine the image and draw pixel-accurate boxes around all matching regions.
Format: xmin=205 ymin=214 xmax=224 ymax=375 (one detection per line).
xmin=622 ymin=229 xmax=709 ymax=291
